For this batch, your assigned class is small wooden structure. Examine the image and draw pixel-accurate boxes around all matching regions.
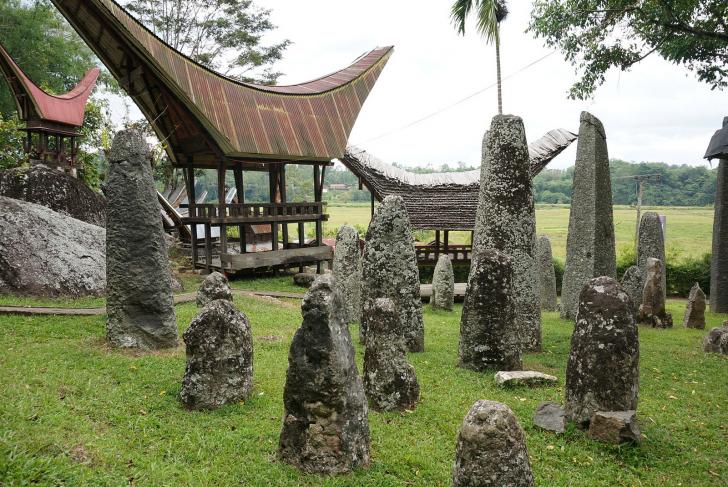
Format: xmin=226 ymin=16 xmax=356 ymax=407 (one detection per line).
xmin=0 ymin=42 xmax=99 ymax=176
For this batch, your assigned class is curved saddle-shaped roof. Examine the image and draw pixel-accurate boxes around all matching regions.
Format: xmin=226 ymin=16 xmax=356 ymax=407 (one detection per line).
xmin=50 ymin=0 xmax=393 ymax=166
xmin=0 ymin=42 xmax=99 ymax=130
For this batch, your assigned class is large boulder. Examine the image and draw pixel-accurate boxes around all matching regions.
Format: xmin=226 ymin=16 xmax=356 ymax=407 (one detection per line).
xmin=637 ymin=211 xmax=666 ymax=301
xmin=682 ymin=282 xmax=706 ymax=329
xmin=332 ymin=224 xmax=362 ymax=324
xmin=703 ymin=321 xmax=728 ymax=354
xmin=0 ymin=196 xmax=105 ymax=297
xmin=196 ymin=271 xmax=233 ymax=307
xmin=279 ymin=275 xmax=370 ymax=474
xmin=536 ymin=235 xmax=558 ymax=311
xmin=105 ymin=130 xmax=178 ymax=350
xmin=431 ymin=254 xmax=455 ymax=311
xmin=637 ymin=258 xmax=672 ymax=328
xmin=0 ymin=164 xmax=106 ymax=227
xmin=565 ymin=277 xmax=639 ymax=427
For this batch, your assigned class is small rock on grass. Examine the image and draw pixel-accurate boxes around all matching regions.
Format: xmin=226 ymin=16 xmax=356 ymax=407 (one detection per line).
xmin=533 ymin=402 xmax=566 ymax=434
xmin=588 ymin=411 xmax=641 ymax=444
xmin=494 ymin=370 xmax=558 ymax=387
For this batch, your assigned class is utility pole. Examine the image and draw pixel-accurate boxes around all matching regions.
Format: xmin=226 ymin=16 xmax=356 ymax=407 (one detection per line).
xmin=614 ymin=174 xmax=661 ymax=241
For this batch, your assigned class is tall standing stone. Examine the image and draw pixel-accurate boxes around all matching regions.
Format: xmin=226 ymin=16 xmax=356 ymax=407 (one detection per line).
xmin=565 ymin=277 xmax=639 ymax=427
xmin=196 ymin=271 xmax=233 ymax=307
xmin=471 ymin=115 xmax=541 ymax=352
xmin=459 ymin=249 xmax=522 ymax=372
xmin=332 ymin=225 xmax=362 ymax=324
xmin=709 ymin=120 xmax=728 ymax=313
xmin=560 ymin=112 xmax=616 ymax=320
xmin=105 ymin=129 xmax=177 ymax=349
xmin=361 ymin=195 xmax=424 ymax=352
xmin=620 ymin=265 xmax=643 ymax=318
xmin=279 ymin=275 xmax=369 ymax=474
xmin=180 ymin=299 xmax=253 ymax=410
xmin=637 ymin=258 xmax=673 ymax=328
xmin=536 ymin=235 xmax=558 ymax=311
xmin=431 ymin=254 xmax=455 ymax=311
xmin=637 ymin=211 xmax=667 ymax=301
xmin=683 ymin=283 xmax=707 ymax=329
xmin=452 ymin=400 xmax=535 ymax=487
xmin=363 ymin=298 xmax=420 ymax=411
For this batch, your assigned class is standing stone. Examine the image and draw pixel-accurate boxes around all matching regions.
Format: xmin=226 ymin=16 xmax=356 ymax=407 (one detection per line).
xmin=683 ymin=283 xmax=707 ymax=329
xmin=196 ymin=271 xmax=233 ymax=307
xmin=560 ymin=112 xmax=616 ymax=320
xmin=703 ymin=321 xmax=728 ymax=354
xmin=362 ymin=298 xmax=419 ymax=411
xmin=106 ymin=129 xmax=177 ymax=349
xmin=536 ymin=235 xmax=558 ymax=311
xmin=471 ymin=115 xmax=541 ymax=351
xmin=565 ymin=276 xmax=639 ymax=427
xmin=710 ymin=131 xmax=728 ymax=313
xmin=637 ymin=211 xmax=667 ymax=301
xmin=459 ymin=249 xmax=522 ymax=372
xmin=332 ymin=225 xmax=362 ymax=324
xmin=620 ymin=265 xmax=643 ymax=318
xmin=279 ymin=275 xmax=369 ymax=474
xmin=361 ymin=195 xmax=424 ymax=352
xmin=637 ymin=258 xmax=673 ymax=328
xmin=452 ymin=400 xmax=535 ymax=487
xmin=180 ymin=299 xmax=253 ymax=410
xmin=431 ymin=254 xmax=455 ymax=311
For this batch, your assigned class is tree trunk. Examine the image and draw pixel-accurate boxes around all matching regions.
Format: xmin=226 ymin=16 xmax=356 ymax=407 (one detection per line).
xmin=495 ymin=33 xmax=503 ymax=115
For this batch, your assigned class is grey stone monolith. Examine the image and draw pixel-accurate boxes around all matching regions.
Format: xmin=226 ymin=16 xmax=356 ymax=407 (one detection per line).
xmin=196 ymin=271 xmax=233 ymax=307
xmin=431 ymin=254 xmax=455 ymax=311
xmin=361 ymin=195 xmax=424 ymax=352
xmin=637 ymin=211 xmax=666 ymax=301
xmin=471 ymin=115 xmax=541 ymax=352
xmin=565 ymin=276 xmax=639 ymax=427
xmin=683 ymin=283 xmax=706 ymax=329
xmin=279 ymin=275 xmax=369 ymax=474
xmin=452 ymin=400 xmax=535 ymax=487
xmin=363 ymin=298 xmax=419 ymax=411
xmin=105 ymin=129 xmax=177 ymax=349
xmin=536 ymin=235 xmax=558 ymax=311
xmin=332 ymin=224 xmax=362 ymax=324
xmin=638 ymin=258 xmax=672 ymax=328
xmin=703 ymin=321 xmax=728 ymax=354
xmin=180 ymin=299 xmax=253 ymax=410
xmin=560 ymin=112 xmax=616 ymax=320
xmin=620 ymin=265 xmax=643 ymax=318
xmin=710 ymin=137 xmax=728 ymax=313
xmin=459 ymin=249 xmax=522 ymax=372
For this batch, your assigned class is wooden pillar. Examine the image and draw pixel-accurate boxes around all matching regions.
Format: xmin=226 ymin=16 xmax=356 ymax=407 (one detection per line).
xmin=217 ymin=160 xmax=228 ymax=255
xmin=313 ymin=164 xmax=323 ymax=274
xmin=204 ymin=223 xmax=213 ymax=272
xmin=269 ymin=166 xmax=279 ymax=251
xmin=435 ymin=230 xmax=441 ymax=262
xmin=234 ymin=167 xmax=246 ymax=253
xmin=280 ymin=164 xmax=289 ymax=249
xmin=444 ymin=230 xmax=450 ymax=255
xmin=298 ymin=221 xmax=305 ymax=273
xmin=186 ymin=163 xmax=199 ymax=268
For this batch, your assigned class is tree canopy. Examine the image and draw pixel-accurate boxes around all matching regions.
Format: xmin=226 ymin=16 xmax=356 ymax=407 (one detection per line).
xmin=528 ymin=1 xmax=728 ymax=99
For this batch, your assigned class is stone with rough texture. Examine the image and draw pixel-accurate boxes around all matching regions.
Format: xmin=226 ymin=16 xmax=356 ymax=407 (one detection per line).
xmin=711 ymin=147 xmax=728 ymax=313
xmin=459 ymin=249 xmax=522 ymax=372
xmin=638 ymin=258 xmax=673 ymax=328
xmin=0 ymin=196 xmax=105 ymax=297
xmin=452 ymin=400 xmax=535 ymax=487
xmin=588 ymin=411 xmax=641 ymax=444
xmin=682 ymin=283 xmax=706 ymax=329
xmin=196 ymin=271 xmax=233 ymax=307
xmin=494 ymin=370 xmax=558 ymax=387
xmin=361 ymin=195 xmax=424 ymax=352
xmin=363 ymin=298 xmax=419 ymax=411
xmin=536 ymin=235 xmax=558 ymax=311
xmin=332 ymin=225 xmax=362 ymax=323
xmin=472 ymin=115 xmax=541 ymax=351
xmin=533 ymin=402 xmax=566 ymax=434
xmin=105 ymin=129 xmax=178 ymax=349
xmin=279 ymin=275 xmax=369 ymax=474
xmin=637 ymin=211 xmax=666 ymax=301
xmin=180 ymin=299 xmax=253 ymax=410
xmin=431 ymin=254 xmax=455 ymax=311
xmin=565 ymin=276 xmax=639 ymax=427
xmin=0 ymin=164 xmax=106 ymax=227
xmin=620 ymin=265 xmax=642 ymax=318
xmin=561 ymin=112 xmax=616 ymax=320
xmin=703 ymin=321 xmax=728 ymax=354
xmin=293 ymin=273 xmax=316 ymax=288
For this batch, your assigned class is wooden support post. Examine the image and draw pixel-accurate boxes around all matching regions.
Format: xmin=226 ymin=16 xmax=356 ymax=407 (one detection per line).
xmin=280 ymin=164 xmax=289 ymax=249
xmin=217 ymin=160 xmax=227 ymax=255
xmin=204 ymin=223 xmax=212 ymax=273
xmin=298 ymin=221 xmax=305 ymax=273
xmin=435 ymin=230 xmax=441 ymax=262
xmin=313 ymin=164 xmax=323 ymax=274
xmin=186 ymin=164 xmax=199 ymax=267
xmin=444 ymin=230 xmax=449 ymax=256
xmin=370 ymin=190 xmax=375 ymax=217
xmin=234 ymin=167 xmax=246 ymax=253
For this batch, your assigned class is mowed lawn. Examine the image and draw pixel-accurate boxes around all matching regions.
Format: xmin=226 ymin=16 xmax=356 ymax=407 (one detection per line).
xmin=1 ymin=276 xmax=727 ymax=486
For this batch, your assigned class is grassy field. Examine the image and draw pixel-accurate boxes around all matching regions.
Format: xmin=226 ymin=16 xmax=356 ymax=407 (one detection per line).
xmin=1 ymin=276 xmax=727 ymax=486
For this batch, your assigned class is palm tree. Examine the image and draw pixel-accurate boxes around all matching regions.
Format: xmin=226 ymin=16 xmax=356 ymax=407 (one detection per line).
xmin=451 ymin=0 xmax=509 ymax=115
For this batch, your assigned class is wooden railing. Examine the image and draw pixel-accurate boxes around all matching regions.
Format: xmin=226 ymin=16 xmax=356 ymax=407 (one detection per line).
xmin=181 ymin=202 xmax=327 ymax=223
xmin=416 ymin=244 xmax=472 ymax=265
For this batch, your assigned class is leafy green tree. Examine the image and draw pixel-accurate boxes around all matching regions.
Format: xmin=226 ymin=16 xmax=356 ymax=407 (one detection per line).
xmin=528 ymin=1 xmax=728 ymax=99
xmin=0 ymin=116 xmax=25 ymax=170
xmin=451 ymin=0 xmax=510 ymax=114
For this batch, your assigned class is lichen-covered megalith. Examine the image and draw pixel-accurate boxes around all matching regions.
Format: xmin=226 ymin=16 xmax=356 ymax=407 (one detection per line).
xmin=638 ymin=258 xmax=672 ymax=328
xmin=620 ymin=265 xmax=643 ymax=318
xmin=637 ymin=211 xmax=666 ymax=301
xmin=332 ymin=224 xmax=362 ymax=324
xmin=710 ymin=132 xmax=728 ymax=313
xmin=279 ymin=275 xmax=370 ymax=474
xmin=431 ymin=254 xmax=455 ymax=311
xmin=682 ymin=282 xmax=706 ymax=329
xmin=565 ymin=277 xmax=639 ymax=427
xmin=560 ymin=112 xmax=616 ymax=320
xmin=459 ymin=249 xmax=522 ymax=372
xmin=471 ymin=114 xmax=541 ymax=352
xmin=196 ymin=271 xmax=233 ymax=307
xmin=180 ymin=299 xmax=253 ymax=410
xmin=363 ymin=298 xmax=420 ymax=411
xmin=536 ymin=235 xmax=558 ymax=311
xmin=106 ymin=129 xmax=178 ymax=349
xmin=361 ymin=195 xmax=424 ymax=352
xmin=452 ymin=400 xmax=535 ymax=487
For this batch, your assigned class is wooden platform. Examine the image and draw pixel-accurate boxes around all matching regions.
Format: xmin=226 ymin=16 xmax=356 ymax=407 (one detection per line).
xmin=420 ymin=283 xmax=467 ymax=300
xmin=209 ymin=246 xmax=333 ymax=273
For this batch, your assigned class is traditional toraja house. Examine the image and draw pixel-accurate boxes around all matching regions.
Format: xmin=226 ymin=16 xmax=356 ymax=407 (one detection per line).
xmin=0 ymin=42 xmax=99 ymax=176
xmin=340 ymin=128 xmax=577 ymax=265
xmin=50 ymin=0 xmax=392 ymax=274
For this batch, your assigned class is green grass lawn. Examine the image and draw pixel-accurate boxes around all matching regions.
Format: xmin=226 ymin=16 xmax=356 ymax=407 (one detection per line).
xmin=1 ymin=280 xmax=727 ymax=486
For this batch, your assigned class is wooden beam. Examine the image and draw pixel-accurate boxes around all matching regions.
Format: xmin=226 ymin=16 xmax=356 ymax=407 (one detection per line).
xmin=217 ymin=160 xmax=227 ymax=254
xmin=280 ymin=163 xmax=289 ymax=249
xmin=220 ymin=245 xmax=333 ymax=271
xmin=234 ymin=167 xmax=245 ymax=253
